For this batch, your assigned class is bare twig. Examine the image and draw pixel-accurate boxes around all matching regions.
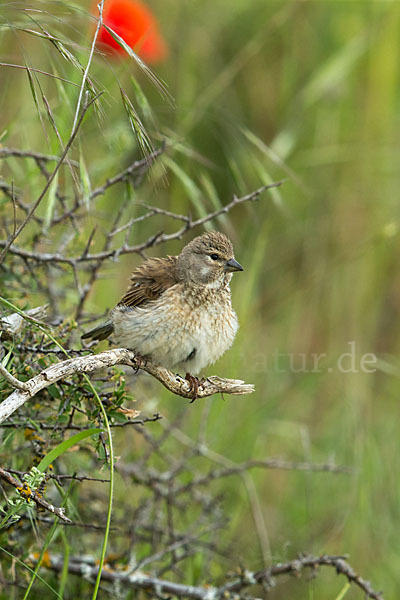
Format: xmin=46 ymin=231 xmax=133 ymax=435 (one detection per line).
xmin=174 ymin=458 xmax=353 ymax=491
xmin=4 ymin=469 xmax=110 ymax=484
xmin=0 ymin=348 xmax=254 ymax=423
xmin=42 ymin=552 xmax=384 ymax=599
xmin=0 ymin=467 xmax=71 ymax=523
xmin=191 ymin=181 xmax=286 ymax=227
xmin=0 ymin=414 xmax=161 ymax=432
xmin=222 ymin=554 xmax=384 ymax=599
xmin=0 ymin=147 xmax=79 ymax=166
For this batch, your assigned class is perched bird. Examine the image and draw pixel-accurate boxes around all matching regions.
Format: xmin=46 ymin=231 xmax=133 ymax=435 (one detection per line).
xmin=82 ymin=231 xmax=243 ymax=385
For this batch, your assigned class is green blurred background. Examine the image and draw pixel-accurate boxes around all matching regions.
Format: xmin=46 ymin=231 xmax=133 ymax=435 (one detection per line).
xmin=1 ymin=0 xmax=400 ymax=597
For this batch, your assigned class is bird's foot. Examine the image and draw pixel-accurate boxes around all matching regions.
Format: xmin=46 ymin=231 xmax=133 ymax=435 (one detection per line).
xmin=185 ymin=373 xmax=201 ymax=402
xmin=132 ymin=353 xmax=147 ymax=374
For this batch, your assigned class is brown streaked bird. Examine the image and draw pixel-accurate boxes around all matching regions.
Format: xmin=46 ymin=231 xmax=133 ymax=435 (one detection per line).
xmin=82 ymin=231 xmax=243 ymax=385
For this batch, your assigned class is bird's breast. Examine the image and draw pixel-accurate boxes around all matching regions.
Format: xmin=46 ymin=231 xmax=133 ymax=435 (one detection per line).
xmin=175 ymin=285 xmax=239 ymax=373
xmin=111 ymin=283 xmax=238 ymax=374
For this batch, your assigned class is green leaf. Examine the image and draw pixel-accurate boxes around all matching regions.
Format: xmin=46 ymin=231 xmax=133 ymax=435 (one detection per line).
xmin=36 ymin=428 xmax=104 ymax=473
xmin=47 ymin=384 xmax=61 ymax=399
xmin=108 ymin=411 xmax=127 ymax=423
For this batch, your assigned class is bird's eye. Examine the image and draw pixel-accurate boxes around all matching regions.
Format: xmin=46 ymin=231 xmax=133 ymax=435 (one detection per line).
xmin=210 ymin=253 xmax=219 ymax=261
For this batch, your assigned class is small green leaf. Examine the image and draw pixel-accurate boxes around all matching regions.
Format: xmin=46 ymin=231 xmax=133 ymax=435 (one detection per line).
xmin=56 ymin=414 xmax=69 ymax=424
xmin=109 ymin=411 xmax=127 ymax=423
xmin=47 ymin=384 xmax=61 ymax=399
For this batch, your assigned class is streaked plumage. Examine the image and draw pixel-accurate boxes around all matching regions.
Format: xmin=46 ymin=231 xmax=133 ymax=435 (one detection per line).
xmin=82 ymin=231 xmax=243 ymax=375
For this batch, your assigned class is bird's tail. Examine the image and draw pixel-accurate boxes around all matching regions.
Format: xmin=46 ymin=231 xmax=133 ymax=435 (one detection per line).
xmin=81 ymin=320 xmax=114 ymax=341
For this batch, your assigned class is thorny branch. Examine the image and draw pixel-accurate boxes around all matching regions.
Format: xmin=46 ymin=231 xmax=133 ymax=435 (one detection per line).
xmin=0 ymin=181 xmax=284 ymax=266
xmin=0 ymin=414 xmax=162 ymax=432
xmin=41 ymin=552 xmax=384 ymax=599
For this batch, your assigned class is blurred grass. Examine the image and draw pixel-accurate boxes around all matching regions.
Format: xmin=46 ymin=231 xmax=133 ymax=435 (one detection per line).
xmin=1 ymin=0 xmax=400 ymax=597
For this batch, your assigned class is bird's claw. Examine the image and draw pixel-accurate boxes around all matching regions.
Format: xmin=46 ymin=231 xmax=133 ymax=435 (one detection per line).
xmin=185 ymin=373 xmax=201 ymax=402
xmin=132 ymin=353 xmax=147 ymax=374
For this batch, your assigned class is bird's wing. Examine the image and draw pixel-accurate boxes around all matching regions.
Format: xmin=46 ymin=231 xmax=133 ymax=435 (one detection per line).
xmin=118 ymin=256 xmax=178 ymax=309
xmin=81 ymin=320 xmax=113 ymax=341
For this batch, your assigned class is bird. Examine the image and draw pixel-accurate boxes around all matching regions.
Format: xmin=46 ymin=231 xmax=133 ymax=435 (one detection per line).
xmin=81 ymin=231 xmax=243 ymax=390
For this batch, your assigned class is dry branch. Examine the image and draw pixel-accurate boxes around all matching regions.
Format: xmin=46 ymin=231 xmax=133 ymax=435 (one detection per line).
xmin=0 ymin=348 xmax=254 ymax=423
xmin=42 ymin=552 xmax=384 ymax=599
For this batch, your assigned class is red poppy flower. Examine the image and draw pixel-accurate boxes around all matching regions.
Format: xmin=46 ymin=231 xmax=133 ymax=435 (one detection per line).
xmin=94 ymin=0 xmax=168 ymax=63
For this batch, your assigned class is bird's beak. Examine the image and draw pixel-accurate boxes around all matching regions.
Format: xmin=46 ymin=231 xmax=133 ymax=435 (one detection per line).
xmin=225 ymin=258 xmax=244 ymax=272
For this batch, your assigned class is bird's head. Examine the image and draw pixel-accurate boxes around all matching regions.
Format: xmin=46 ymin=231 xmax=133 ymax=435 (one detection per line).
xmin=176 ymin=231 xmax=243 ymax=286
